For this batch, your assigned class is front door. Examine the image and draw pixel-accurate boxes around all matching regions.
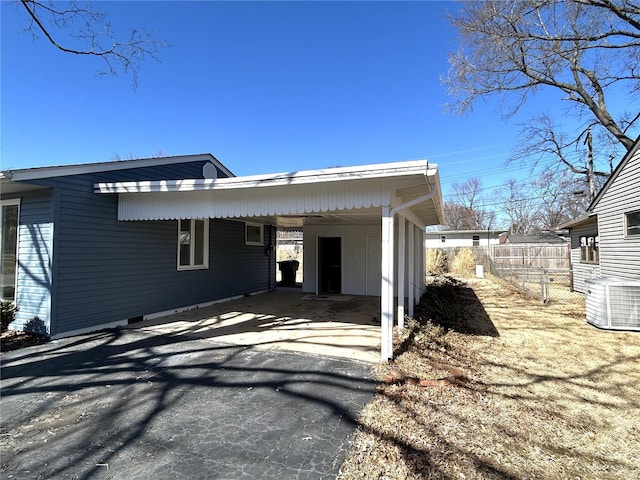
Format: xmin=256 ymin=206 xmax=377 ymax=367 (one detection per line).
xmin=318 ymin=237 xmax=341 ymax=294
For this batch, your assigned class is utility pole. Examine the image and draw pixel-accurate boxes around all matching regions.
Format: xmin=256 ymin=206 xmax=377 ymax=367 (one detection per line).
xmin=585 ymin=129 xmax=596 ymax=203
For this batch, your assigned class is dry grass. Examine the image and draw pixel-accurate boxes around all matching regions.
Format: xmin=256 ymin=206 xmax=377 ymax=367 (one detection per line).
xmin=339 ymin=275 xmax=640 ymax=480
xmin=426 ymin=248 xmax=447 ymax=274
xmin=450 ymin=247 xmax=476 ymax=277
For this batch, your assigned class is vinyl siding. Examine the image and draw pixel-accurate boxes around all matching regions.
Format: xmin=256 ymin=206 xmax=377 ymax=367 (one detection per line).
xmin=20 ymin=160 xmax=275 ymax=336
xmin=13 ymin=191 xmax=54 ymax=333
xmin=592 ymin=148 xmax=640 ymax=280
xmin=568 ymin=222 xmax=600 ymax=294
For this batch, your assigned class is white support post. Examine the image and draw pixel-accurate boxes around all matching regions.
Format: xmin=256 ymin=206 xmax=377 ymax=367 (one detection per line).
xmin=397 ymin=216 xmax=405 ymax=331
xmin=408 ymin=222 xmax=415 ymax=318
xmin=418 ymin=228 xmax=425 ymax=296
xmin=380 ymin=206 xmax=394 ymax=361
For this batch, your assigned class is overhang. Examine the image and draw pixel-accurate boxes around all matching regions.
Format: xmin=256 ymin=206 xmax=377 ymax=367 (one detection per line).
xmin=557 ymin=214 xmax=598 ymax=230
xmin=95 ymin=160 xmax=444 ymax=228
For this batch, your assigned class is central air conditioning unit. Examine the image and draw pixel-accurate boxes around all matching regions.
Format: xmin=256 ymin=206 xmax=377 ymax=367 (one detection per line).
xmin=585 ymin=278 xmax=640 ymax=331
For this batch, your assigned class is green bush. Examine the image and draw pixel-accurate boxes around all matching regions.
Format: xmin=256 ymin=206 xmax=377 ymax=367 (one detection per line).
xmin=1 ymin=301 xmax=19 ymax=333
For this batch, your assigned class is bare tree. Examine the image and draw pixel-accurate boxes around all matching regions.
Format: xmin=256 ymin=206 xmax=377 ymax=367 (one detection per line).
xmin=442 ymin=178 xmax=496 ymax=230
xmin=499 ymin=178 xmax=538 ymax=234
xmin=530 ymin=169 xmax=593 ymax=230
xmin=444 ymin=0 xmax=640 ymax=181
xmin=18 ymin=0 xmax=166 ymax=87
xmin=511 ymin=116 xmax=615 ymax=202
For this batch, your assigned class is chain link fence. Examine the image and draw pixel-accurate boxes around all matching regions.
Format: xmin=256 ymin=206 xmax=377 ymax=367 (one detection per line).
xmin=489 ymin=262 xmax=583 ymax=304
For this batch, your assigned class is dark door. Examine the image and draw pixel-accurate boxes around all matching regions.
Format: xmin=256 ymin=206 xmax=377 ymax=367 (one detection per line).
xmin=318 ymin=237 xmax=341 ymax=294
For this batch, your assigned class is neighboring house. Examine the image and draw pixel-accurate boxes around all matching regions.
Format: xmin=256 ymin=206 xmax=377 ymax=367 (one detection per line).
xmin=424 ymin=229 xmax=503 ymax=248
xmin=1 ymin=155 xmax=443 ymax=360
xmin=557 ymin=214 xmax=600 ymax=293
xmin=559 ymin=135 xmax=640 ymax=292
xmin=499 ymin=232 xmax=566 ymax=244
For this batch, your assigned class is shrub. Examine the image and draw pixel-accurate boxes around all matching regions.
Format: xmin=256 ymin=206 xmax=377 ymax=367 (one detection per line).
xmin=426 ymin=248 xmax=448 ymax=274
xmin=451 ymin=247 xmax=476 ymax=277
xmin=1 ymin=301 xmax=19 ymax=333
xmin=24 ymin=316 xmax=48 ymax=336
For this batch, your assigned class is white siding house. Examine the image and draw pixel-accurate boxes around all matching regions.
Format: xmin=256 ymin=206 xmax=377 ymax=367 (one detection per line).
xmin=589 ymin=137 xmax=640 ymax=280
xmin=558 ymin=215 xmax=600 ymax=293
xmin=560 ymin=136 xmax=640 ymax=291
xmin=424 ymin=229 xmax=502 ymax=248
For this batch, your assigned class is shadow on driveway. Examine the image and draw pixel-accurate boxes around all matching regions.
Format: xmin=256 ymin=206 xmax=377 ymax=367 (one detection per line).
xmin=0 ymin=328 xmax=377 ymax=480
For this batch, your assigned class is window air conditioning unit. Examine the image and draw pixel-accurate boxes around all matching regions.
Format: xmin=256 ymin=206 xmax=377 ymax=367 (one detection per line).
xmin=585 ymin=278 xmax=640 ymax=331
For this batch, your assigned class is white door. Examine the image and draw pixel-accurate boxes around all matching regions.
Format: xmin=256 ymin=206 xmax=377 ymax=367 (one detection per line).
xmin=366 ymin=235 xmax=381 ymax=296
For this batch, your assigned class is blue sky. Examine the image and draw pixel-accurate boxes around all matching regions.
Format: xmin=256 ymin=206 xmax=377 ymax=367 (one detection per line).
xmin=2 ymin=1 xmax=538 ymax=202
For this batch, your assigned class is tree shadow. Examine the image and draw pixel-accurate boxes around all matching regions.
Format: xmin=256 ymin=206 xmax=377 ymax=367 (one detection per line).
xmin=415 ymin=276 xmax=499 ymax=337
xmin=0 ymin=327 xmax=378 ymax=480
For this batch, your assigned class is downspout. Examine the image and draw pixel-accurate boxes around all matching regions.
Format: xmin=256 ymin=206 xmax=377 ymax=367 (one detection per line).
xmin=381 ymin=169 xmax=437 ymax=360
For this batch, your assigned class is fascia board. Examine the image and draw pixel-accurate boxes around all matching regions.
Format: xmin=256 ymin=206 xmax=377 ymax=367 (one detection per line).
xmin=6 ymin=153 xmax=233 ymax=181
xmin=95 ymin=160 xmax=437 ymax=193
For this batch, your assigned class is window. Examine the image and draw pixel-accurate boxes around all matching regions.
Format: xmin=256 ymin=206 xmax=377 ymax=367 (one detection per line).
xmin=1 ymin=200 xmax=20 ymax=300
xmin=580 ymin=235 xmax=599 ymax=264
xmin=245 ymin=222 xmax=263 ymax=246
xmin=626 ymin=210 xmax=640 ymax=236
xmin=440 ymin=235 xmax=446 ymax=243
xmin=178 ymin=219 xmax=209 ymax=270
xmin=472 ymin=235 xmax=480 ymax=247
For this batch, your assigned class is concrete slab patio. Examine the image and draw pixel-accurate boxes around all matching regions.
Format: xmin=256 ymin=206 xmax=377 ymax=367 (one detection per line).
xmin=0 ymin=324 xmax=377 ymax=479
xmin=129 ymin=289 xmax=382 ymax=363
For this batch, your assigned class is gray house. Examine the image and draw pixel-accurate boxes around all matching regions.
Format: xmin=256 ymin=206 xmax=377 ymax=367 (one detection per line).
xmin=1 ymin=155 xmax=443 ymax=360
xmin=558 ymin=214 xmax=599 ymax=293
xmin=560 ymin=135 xmax=640 ymax=292
xmin=0 ymin=155 xmax=270 ymax=336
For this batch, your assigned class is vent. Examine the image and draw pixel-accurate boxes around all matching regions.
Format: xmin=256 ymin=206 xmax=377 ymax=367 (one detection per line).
xmin=202 ymin=161 xmax=218 ymax=179
xmin=585 ymin=278 xmax=640 ymax=331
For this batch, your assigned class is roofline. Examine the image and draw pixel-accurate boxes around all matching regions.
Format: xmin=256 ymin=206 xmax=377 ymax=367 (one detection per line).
xmin=589 ymin=135 xmax=640 ymax=211
xmin=2 ymin=153 xmax=234 ymax=181
xmin=425 ymin=229 xmax=504 ymax=235
xmin=95 ymin=159 xmax=437 ymax=193
xmin=557 ymin=214 xmax=597 ymax=230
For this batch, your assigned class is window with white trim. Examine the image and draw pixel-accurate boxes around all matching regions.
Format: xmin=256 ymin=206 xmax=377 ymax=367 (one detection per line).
xmin=580 ymin=235 xmax=599 ymax=264
xmin=1 ymin=199 xmax=20 ymax=300
xmin=472 ymin=235 xmax=480 ymax=246
xmin=440 ymin=235 xmax=446 ymax=243
xmin=625 ymin=210 xmax=640 ymax=236
xmin=177 ymin=219 xmax=209 ymax=270
xmin=245 ymin=222 xmax=264 ymax=246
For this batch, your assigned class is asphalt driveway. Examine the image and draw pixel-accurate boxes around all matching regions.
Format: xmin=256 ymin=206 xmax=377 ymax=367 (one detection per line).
xmin=0 ymin=327 xmax=376 ymax=479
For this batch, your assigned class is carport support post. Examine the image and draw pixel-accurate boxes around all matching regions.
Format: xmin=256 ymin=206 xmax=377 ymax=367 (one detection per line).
xmin=408 ymin=222 xmax=415 ymax=318
xmin=381 ymin=206 xmax=394 ymax=361
xmin=397 ymin=216 xmax=406 ymax=331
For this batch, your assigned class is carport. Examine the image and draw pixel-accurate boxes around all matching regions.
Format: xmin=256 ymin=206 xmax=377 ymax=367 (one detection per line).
xmin=127 ymin=289 xmax=382 ymax=363
xmin=95 ymin=160 xmax=444 ymax=360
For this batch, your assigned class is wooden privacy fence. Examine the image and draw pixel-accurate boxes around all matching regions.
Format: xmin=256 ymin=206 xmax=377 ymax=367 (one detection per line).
xmin=490 ymin=244 xmax=570 ymax=270
xmin=425 ymin=243 xmax=576 ymax=303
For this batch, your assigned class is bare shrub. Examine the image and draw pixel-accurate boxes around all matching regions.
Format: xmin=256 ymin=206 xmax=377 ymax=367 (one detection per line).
xmin=450 ymin=247 xmax=475 ymax=277
xmin=426 ymin=248 xmax=448 ymax=274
